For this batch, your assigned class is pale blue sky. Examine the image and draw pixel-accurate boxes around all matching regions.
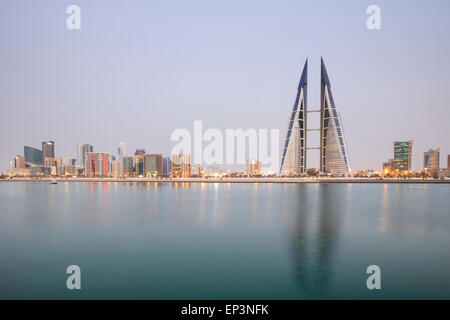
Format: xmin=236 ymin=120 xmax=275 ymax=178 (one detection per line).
xmin=1 ymin=0 xmax=449 ymax=171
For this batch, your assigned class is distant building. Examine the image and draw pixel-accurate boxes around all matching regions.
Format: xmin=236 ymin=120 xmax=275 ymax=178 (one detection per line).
xmin=111 ymin=160 xmax=124 ymax=177
xmin=135 ymin=149 xmax=145 ymax=155
xmin=143 ymin=154 xmax=163 ymax=177
xmin=42 ymin=141 xmax=55 ymax=162
xmin=29 ymin=165 xmax=51 ymax=177
xmin=423 ymin=148 xmax=440 ymax=171
xmin=382 ymin=158 xmax=395 ymax=176
xmin=122 ymin=156 xmax=134 ymax=177
xmin=24 ymin=146 xmax=43 ymax=165
xmin=162 ymin=157 xmax=171 ymax=176
xmin=77 ymin=144 xmax=93 ymax=168
xmin=171 ymin=153 xmax=191 ymax=177
xmin=191 ymin=165 xmax=204 ymax=177
xmin=44 ymin=157 xmax=57 ymax=167
xmin=448 ymin=154 xmax=450 ymax=169
xmin=64 ymin=165 xmax=78 ymax=176
xmin=247 ymin=159 xmax=261 ymax=176
xmin=135 ymin=153 xmax=145 ymax=176
xmin=394 ymin=141 xmax=413 ymax=172
xmin=438 ymin=168 xmax=450 ymax=178
xmin=118 ymin=142 xmax=127 ymax=161
xmin=204 ymin=166 xmax=220 ymax=176
xmin=85 ymin=152 xmax=111 ymax=177
xmin=14 ymin=155 xmax=25 ymax=169
xmin=54 ymin=156 xmax=75 ymax=176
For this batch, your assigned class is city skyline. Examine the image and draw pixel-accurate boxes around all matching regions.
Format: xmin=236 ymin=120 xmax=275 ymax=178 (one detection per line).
xmin=6 ymin=136 xmax=449 ymax=177
xmin=1 ymin=1 xmax=450 ymax=172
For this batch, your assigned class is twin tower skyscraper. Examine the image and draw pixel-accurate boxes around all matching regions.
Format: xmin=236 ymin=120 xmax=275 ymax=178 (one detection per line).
xmin=280 ymin=58 xmax=350 ymax=176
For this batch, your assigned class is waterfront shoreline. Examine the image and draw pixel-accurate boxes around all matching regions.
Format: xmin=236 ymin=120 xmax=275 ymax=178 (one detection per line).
xmin=1 ymin=177 xmax=450 ymax=184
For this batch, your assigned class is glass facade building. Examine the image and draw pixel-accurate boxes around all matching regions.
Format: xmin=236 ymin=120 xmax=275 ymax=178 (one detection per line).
xmin=162 ymin=157 xmax=171 ymax=176
xmin=394 ymin=141 xmax=413 ymax=172
xmin=42 ymin=141 xmax=55 ymax=162
xmin=134 ymin=149 xmax=146 ymax=176
xmin=117 ymin=142 xmax=127 ymax=161
xmin=135 ymin=154 xmax=145 ymax=176
xmin=24 ymin=146 xmax=43 ymax=165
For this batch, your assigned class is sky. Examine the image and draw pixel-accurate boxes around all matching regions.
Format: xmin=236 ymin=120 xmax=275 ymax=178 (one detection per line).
xmin=1 ymin=0 xmax=450 ymax=172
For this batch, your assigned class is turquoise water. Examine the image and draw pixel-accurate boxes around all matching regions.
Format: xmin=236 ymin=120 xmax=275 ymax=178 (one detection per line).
xmin=0 ymin=182 xmax=449 ymax=299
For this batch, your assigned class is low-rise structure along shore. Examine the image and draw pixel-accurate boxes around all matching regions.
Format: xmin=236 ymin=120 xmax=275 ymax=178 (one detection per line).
xmin=1 ymin=177 xmax=449 ymax=184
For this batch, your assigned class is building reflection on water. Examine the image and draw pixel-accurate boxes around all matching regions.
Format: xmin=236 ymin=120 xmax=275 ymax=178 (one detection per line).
xmin=288 ymin=184 xmax=342 ymax=299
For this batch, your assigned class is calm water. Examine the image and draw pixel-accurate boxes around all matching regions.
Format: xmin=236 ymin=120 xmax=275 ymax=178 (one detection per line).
xmin=0 ymin=182 xmax=449 ymax=299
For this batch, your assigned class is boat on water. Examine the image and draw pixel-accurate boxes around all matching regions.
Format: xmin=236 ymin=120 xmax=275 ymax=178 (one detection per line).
xmin=50 ymin=179 xmax=58 ymax=185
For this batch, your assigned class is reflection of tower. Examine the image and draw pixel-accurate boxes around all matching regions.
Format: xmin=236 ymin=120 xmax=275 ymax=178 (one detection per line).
xmin=288 ymin=185 xmax=341 ymax=298
xmin=280 ymin=58 xmax=350 ymax=175
xmin=280 ymin=60 xmax=307 ymax=175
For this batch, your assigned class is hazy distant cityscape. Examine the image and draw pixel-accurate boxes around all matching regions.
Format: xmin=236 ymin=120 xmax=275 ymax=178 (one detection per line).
xmin=3 ymin=137 xmax=449 ymax=181
xmin=3 ymin=59 xmax=449 ymax=181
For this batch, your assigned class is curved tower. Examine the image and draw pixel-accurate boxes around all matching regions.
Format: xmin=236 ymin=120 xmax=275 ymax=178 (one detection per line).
xmin=279 ymin=59 xmax=308 ymax=175
xmin=320 ymin=57 xmax=350 ymax=175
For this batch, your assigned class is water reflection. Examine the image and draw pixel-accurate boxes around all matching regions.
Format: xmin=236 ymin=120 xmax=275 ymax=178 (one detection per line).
xmin=289 ymin=184 xmax=342 ymax=299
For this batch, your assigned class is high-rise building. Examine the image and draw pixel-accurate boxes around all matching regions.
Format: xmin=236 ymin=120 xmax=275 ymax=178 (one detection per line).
xmin=247 ymin=159 xmax=261 ymax=176
xmin=122 ymin=156 xmax=134 ymax=177
xmin=118 ymin=142 xmax=127 ymax=161
xmin=143 ymin=154 xmax=163 ymax=177
xmin=394 ymin=141 xmax=413 ymax=172
xmin=280 ymin=60 xmax=307 ymax=176
xmin=423 ymin=148 xmax=440 ymax=171
xmin=320 ymin=58 xmax=350 ymax=175
xmin=77 ymin=144 xmax=93 ymax=168
xmin=24 ymin=146 xmax=43 ymax=165
xmin=280 ymin=58 xmax=350 ymax=176
xmin=162 ymin=157 xmax=171 ymax=176
xmin=171 ymin=153 xmax=191 ymax=177
xmin=77 ymin=145 xmax=82 ymax=167
xmin=85 ymin=152 xmax=111 ymax=177
xmin=447 ymin=154 xmax=450 ymax=169
xmin=135 ymin=150 xmax=145 ymax=176
xmin=42 ymin=141 xmax=55 ymax=162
